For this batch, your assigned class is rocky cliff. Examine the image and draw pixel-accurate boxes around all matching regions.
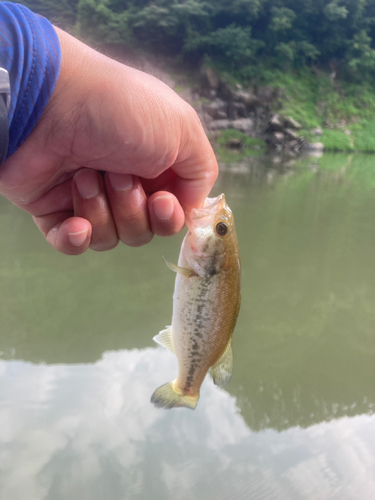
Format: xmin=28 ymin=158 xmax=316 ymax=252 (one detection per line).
xmin=193 ymin=66 xmax=323 ymax=156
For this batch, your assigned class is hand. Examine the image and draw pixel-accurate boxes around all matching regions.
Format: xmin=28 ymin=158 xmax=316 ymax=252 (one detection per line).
xmin=0 ymin=27 xmax=217 ymax=254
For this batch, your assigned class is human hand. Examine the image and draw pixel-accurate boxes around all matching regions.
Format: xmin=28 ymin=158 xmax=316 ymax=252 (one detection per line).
xmin=0 ymin=27 xmax=217 ymax=254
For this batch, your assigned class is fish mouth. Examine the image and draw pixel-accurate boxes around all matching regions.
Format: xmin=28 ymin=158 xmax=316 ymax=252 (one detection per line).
xmin=185 ymin=194 xmax=227 ymax=229
xmin=196 ymin=194 xmax=226 ymax=216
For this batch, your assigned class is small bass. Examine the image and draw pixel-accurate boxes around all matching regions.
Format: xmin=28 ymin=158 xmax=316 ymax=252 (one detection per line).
xmin=151 ymin=194 xmax=241 ymax=410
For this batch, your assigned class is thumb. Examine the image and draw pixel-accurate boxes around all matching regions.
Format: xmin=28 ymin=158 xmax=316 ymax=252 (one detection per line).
xmin=172 ymin=142 xmax=218 ymax=212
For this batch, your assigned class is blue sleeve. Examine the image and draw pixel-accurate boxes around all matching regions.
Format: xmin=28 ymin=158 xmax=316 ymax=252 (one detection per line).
xmin=0 ymin=2 xmax=61 ymax=158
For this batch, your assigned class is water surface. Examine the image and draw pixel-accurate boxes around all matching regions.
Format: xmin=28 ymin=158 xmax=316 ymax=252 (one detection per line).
xmin=1 ymin=153 xmax=375 ymax=499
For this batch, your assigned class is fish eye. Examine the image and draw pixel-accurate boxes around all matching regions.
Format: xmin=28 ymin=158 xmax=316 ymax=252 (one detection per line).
xmin=215 ymin=222 xmax=228 ymax=236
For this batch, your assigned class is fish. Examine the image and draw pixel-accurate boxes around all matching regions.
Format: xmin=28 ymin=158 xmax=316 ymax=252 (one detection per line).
xmin=151 ymin=193 xmax=241 ymax=410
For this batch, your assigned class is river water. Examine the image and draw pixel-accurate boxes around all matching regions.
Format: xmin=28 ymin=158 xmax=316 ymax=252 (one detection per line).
xmin=0 ymin=153 xmax=375 ymax=499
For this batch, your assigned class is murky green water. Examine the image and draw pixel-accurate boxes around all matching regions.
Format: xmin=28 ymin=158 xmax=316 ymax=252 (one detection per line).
xmin=1 ymin=153 xmax=375 ymax=499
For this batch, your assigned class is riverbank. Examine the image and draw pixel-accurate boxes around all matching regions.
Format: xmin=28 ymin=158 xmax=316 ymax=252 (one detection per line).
xmin=160 ymin=61 xmax=375 ymax=160
xmin=250 ymin=66 xmax=375 ymax=154
xmin=66 ymin=39 xmax=375 ymax=160
xmin=13 ymin=0 xmax=375 ymax=160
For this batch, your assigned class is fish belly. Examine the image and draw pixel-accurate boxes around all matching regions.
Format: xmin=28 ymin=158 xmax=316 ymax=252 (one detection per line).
xmin=172 ymin=271 xmax=232 ymax=396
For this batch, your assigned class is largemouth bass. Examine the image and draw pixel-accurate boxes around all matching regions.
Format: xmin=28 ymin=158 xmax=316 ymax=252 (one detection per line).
xmin=151 ymin=193 xmax=241 ymax=410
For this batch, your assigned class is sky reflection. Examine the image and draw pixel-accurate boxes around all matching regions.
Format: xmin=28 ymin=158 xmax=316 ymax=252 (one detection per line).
xmin=2 ymin=156 xmax=375 ymax=499
xmin=0 ymin=348 xmax=374 ymax=500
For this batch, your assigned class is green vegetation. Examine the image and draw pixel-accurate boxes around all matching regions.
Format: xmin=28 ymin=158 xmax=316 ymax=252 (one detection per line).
xmin=321 ymin=130 xmax=354 ymax=151
xmin=12 ymin=0 xmax=79 ymax=28
xmin=13 ymin=0 xmax=375 ymax=152
xmin=353 ymin=118 xmax=375 ymax=152
xmin=14 ymin=0 xmax=375 ymax=81
xmin=231 ymin=66 xmax=375 ymax=152
xmin=217 ymin=130 xmax=266 ymax=147
xmin=214 ymin=130 xmax=267 ymax=161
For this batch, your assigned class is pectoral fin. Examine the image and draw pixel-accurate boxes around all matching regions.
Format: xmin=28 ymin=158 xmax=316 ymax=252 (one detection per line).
xmin=210 ymin=339 xmax=233 ymax=386
xmin=153 ymin=326 xmax=175 ymax=353
xmin=163 ymin=257 xmax=196 ymax=278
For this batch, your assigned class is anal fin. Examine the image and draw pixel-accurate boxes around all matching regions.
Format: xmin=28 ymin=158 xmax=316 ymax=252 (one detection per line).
xmin=210 ymin=339 xmax=233 ymax=386
xmin=153 ymin=326 xmax=175 ymax=353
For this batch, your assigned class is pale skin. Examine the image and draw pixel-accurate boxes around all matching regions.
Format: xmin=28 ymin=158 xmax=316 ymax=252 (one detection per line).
xmin=0 ymin=27 xmax=218 ymax=255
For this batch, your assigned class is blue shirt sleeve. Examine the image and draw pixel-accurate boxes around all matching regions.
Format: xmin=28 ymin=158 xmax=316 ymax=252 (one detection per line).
xmin=0 ymin=2 xmax=61 ymax=159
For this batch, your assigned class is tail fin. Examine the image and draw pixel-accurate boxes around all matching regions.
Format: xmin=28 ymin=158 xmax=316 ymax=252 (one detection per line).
xmin=151 ymin=381 xmax=199 ymax=410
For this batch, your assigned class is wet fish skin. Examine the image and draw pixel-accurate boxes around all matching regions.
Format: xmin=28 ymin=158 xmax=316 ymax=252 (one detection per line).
xmin=151 ymin=194 xmax=241 ymax=410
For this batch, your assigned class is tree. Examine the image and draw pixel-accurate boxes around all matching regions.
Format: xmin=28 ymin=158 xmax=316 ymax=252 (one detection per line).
xmin=77 ymin=0 xmax=130 ymax=45
xmin=347 ymin=30 xmax=375 ymax=78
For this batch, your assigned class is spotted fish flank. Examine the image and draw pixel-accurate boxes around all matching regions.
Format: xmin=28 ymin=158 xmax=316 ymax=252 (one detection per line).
xmin=151 ymin=194 xmax=241 ymax=410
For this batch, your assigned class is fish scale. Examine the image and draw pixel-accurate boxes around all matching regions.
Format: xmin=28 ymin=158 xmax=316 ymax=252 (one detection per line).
xmin=175 ymin=275 xmax=220 ymax=391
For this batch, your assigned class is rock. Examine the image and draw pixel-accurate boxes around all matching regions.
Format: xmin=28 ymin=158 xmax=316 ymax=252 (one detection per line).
xmin=284 ymin=116 xmax=302 ymax=130
xmin=201 ymin=66 xmax=220 ymax=90
xmin=268 ymin=114 xmax=284 ymax=132
xmin=288 ymin=140 xmax=300 ymax=152
xmin=209 ymin=119 xmax=232 ymax=130
xmin=233 ymin=90 xmax=261 ymax=110
xmin=209 ymin=118 xmax=254 ymax=134
xmin=231 ymin=118 xmax=254 ymax=134
xmin=233 ymin=102 xmax=247 ymax=118
xmin=216 ymin=110 xmax=227 ymax=120
xmin=226 ymin=138 xmax=243 ymax=149
xmin=311 ymin=127 xmax=323 ymax=136
xmin=226 ymin=101 xmax=236 ymax=120
xmin=303 ymin=142 xmax=324 ymax=151
xmin=203 ymin=99 xmax=228 ymax=119
xmin=218 ymin=80 xmax=234 ymax=101
xmin=272 ymin=132 xmax=285 ymax=144
xmin=193 ymin=63 xmax=318 ymax=156
xmin=257 ymin=86 xmax=274 ymax=103
xmin=284 ymin=128 xmax=298 ymax=140
xmin=286 ymin=150 xmax=298 ymax=158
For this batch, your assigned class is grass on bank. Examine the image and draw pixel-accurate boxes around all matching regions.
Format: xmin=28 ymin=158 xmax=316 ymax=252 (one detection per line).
xmin=215 ymin=129 xmax=267 ymax=161
xmin=216 ymin=64 xmax=375 ymax=153
xmin=353 ymin=118 xmax=375 ymax=152
xmin=320 ymin=129 xmax=354 ymax=152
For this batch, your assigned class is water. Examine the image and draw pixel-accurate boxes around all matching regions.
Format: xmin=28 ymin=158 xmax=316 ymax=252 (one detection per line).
xmin=1 ymin=153 xmax=375 ymax=499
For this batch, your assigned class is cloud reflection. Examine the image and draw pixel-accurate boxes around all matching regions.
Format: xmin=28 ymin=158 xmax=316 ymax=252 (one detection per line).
xmin=0 ymin=349 xmax=374 ymax=500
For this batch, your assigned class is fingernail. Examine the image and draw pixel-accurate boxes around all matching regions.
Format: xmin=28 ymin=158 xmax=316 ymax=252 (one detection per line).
xmin=108 ymin=172 xmax=133 ymax=191
xmin=75 ymin=170 xmax=100 ymax=199
xmin=153 ymin=195 xmax=174 ymax=221
xmin=69 ymin=229 xmax=88 ymax=247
